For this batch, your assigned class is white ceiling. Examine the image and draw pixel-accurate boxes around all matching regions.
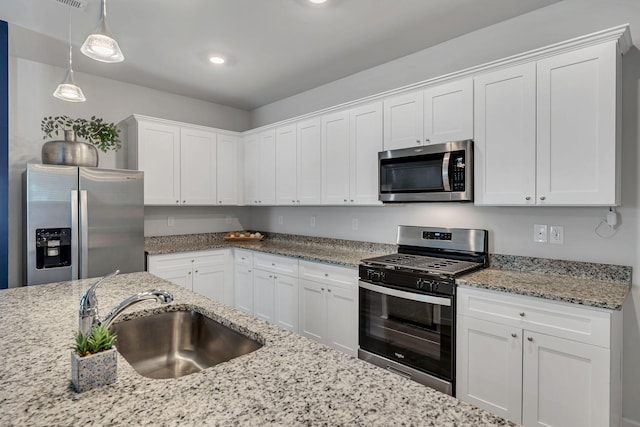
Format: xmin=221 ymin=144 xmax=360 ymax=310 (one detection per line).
xmin=1 ymin=0 xmax=561 ymax=110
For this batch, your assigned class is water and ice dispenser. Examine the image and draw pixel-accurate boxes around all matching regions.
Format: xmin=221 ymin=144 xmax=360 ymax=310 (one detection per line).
xmin=35 ymin=228 xmax=72 ymax=269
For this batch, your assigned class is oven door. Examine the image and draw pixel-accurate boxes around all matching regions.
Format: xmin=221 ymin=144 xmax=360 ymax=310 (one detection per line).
xmin=358 ymin=280 xmax=454 ymax=383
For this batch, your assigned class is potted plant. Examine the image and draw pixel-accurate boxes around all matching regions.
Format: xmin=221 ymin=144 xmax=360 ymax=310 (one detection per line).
xmin=70 ymin=324 xmax=118 ymax=393
xmin=40 ymin=115 xmax=122 ymax=167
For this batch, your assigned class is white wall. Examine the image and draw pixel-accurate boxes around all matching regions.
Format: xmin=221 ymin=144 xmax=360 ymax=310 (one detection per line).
xmin=8 ymin=56 xmax=251 ymax=287
xmin=248 ymin=0 xmax=640 ymax=423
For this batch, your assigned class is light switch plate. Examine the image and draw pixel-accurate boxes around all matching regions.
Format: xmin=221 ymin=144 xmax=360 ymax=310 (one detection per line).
xmin=533 ymin=224 xmax=547 ymax=243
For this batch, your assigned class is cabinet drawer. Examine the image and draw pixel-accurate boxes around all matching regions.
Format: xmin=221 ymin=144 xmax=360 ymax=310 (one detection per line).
xmin=234 ymin=249 xmax=253 ymax=267
xmin=457 ymin=286 xmax=611 ymax=347
xmin=299 ymin=260 xmax=356 ymax=289
xmin=253 ymin=253 xmax=298 ymax=276
xmin=148 ymin=250 xmax=227 ymax=270
xmin=193 ymin=249 xmax=228 ymax=267
xmin=148 ymin=253 xmax=192 ymax=271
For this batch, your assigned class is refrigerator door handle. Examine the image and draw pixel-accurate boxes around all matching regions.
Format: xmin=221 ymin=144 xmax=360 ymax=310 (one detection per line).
xmin=79 ymin=190 xmax=89 ymax=279
xmin=71 ymin=190 xmax=79 ymax=280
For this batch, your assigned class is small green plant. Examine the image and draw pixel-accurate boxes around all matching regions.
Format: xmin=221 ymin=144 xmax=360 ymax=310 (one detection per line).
xmin=73 ymin=324 xmax=117 ymax=357
xmin=41 ymin=115 xmax=122 ymax=152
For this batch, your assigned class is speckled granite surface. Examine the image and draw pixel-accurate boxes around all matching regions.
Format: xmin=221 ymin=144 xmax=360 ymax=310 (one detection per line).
xmin=145 ymin=232 xmax=397 ymax=267
xmin=457 ymin=254 xmax=632 ymax=310
xmin=0 ymin=272 xmax=514 ymax=426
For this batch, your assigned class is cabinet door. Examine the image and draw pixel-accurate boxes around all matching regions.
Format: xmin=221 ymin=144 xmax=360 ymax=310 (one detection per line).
xmin=536 ymin=42 xmax=619 ymax=205
xmin=180 ymin=128 xmax=217 ymax=205
xmin=216 ymin=134 xmax=239 ymax=205
xmin=321 ymin=111 xmax=350 ymax=204
xmin=474 ymin=63 xmax=536 ymax=205
xmin=192 ymin=264 xmax=225 ymax=303
xmin=253 ymin=269 xmax=275 ymax=323
xmin=456 ymin=315 xmax=522 ymax=424
xmin=298 ymin=279 xmax=327 ymax=343
xmin=297 ymin=117 xmax=322 ymax=205
xmin=151 ymin=265 xmax=193 ymax=290
xmin=258 ymin=129 xmax=277 ymax=205
xmin=522 ymin=331 xmax=610 ymax=427
xmin=350 ymin=102 xmax=382 ymax=205
xmin=326 ymin=284 xmax=357 ymax=356
xmin=274 ymin=274 xmax=299 ymax=332
xmin=423 ymin=78 xmax=473 ymax=144
xmin=243 ymin=134 xmax=259 ymax=205
xmin=234 ymin=266 xmax=254 ymax=315
xmin=137 ymin=121 xmax=181 ymax=205
xmin=383 ymin=91 xmax=424 ymax=150
xmin=275 ymin=124 xmax=298 ymax=205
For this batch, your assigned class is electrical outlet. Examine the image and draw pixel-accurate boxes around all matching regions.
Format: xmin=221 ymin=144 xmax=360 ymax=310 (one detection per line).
xmin=225 ymin=215 xmax=232 ymax=225
xmin=549 ymin=225 xmax=564 ymax=244
xmin=533 ymin=224 xmax=547 ymax=243
xmin=352 ymin=219 xmax=358 ymax=230
xmin=310 ymin=216 xmax=316 ymax=228
xmin=167 ymin=216 xmax=175 ymax=227
xmin=278 ymin=215 xmax=283 ymax=225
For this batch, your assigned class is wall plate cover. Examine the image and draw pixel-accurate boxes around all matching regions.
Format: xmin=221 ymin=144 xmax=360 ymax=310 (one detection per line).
xmin=549 ymin=225 xmax=564 ymax=244
xmin=533 ymin=224 xmax=547 ymax=243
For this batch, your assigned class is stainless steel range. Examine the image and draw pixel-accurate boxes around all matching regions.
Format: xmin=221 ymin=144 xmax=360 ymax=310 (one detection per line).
xmin=358 ymin=225 xmax=488 ymax=395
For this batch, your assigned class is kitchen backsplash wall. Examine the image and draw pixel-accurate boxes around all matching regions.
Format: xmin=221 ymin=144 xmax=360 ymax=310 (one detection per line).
xmin=144 ymin=206 xmax=252 ymax=237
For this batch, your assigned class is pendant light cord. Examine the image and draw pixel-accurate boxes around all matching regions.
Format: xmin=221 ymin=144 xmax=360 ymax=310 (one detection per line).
xmin=67 ymin=5 xmax=73 ymax=71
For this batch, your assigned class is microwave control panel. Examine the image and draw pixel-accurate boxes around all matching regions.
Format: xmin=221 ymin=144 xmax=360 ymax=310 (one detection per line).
xmin=451 ymin=151 xmax=465 ymax=191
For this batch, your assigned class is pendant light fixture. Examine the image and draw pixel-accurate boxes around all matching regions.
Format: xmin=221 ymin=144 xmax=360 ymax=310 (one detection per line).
xmin=80 ymin=0 xmax=124 ymax=63
xmin=53 ymin=6 xmax=86 ymax=102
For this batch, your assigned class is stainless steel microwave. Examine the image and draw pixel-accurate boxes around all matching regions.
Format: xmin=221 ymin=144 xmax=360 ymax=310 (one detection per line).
xmin=378 ymin=140 xmax=473 ymax=202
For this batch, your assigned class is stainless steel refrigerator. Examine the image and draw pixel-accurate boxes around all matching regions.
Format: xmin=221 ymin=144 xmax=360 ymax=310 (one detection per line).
xmin=24 ymin=163 xmax=144 ymax=285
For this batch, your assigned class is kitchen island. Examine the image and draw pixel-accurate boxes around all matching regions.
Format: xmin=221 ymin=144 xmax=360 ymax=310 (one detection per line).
xmin=0 ymin=272 xmax=514 ymax=426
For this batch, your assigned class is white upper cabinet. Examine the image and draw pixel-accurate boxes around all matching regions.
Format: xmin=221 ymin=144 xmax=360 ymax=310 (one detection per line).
xmin=383 ymin=78 xmax=473 ymax=151
xmin=383 ymin=91 xmax=424 ymax=151
xmin=350 ymin=103 xmax=383 ymax=204
xmin=244 ymin=129 xmax=276 ymax=205
xmin=125 ymin=115 xmax=240 ymax=206
xmin=322 ymin=102 xmax=383 ymax=205
xmin=179 ymin=127 xmax=217 ymax=205
xmin=474 ymin=63 xmax=537 ymax=205
xmin=275 ymin=124 xmax=298 ymax=205
xmin=216 ymin=133 xmax=240 ymax=205
xmin=475 ymin=40 xmax=622 ymax=206
xmin=296 ymin=118 xmax=322 ymax=205
xmin=536 ymin=42 xmax=620 ymax=206
xmin=423 ymin=78 xmax=474 ymax=144
xmin=275 ymin=118 xmax=321 ymax=205
xmin=321 ymin=110 xmax=351 ymax=204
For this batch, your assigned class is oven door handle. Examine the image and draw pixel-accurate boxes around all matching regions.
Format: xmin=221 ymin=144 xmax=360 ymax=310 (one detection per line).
xmin=358 ymin=281 xmax=452 ymax=306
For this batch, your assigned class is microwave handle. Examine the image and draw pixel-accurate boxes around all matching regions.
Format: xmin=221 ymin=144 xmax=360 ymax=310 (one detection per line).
xmin=442 ymin=152 xmax=451 ymax=192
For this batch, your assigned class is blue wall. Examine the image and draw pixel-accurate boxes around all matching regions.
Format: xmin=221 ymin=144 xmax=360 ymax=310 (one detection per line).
xmin=0 ymin=21 xmax=7 ymax=289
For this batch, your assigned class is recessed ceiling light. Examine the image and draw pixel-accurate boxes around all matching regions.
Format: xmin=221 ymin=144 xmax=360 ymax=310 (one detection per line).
xmin=208 ymin=56 xmax=226 ymax=65
xmin=309 ymin=0 xmax=327 ymax=4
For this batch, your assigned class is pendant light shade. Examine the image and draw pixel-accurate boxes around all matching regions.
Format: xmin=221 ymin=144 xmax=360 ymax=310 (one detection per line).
xmin=81 ymin=0 xmax=124 ymax=63
xmin=54 ymin=7 xmax=86 ymax=102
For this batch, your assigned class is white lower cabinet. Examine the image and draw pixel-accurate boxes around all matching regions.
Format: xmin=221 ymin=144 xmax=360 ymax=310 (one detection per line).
xmin=233 ymin=249 xmax=254 ymax=315
xmin=456 ymin=286 xmax=622 ymax=427
xmin=237 ymin=252 xmax=300 ymax=333
xmin=298 ymin=261 xmax=358 ymax=356
xmin=148 ymin=249 xmax=233 ymax=306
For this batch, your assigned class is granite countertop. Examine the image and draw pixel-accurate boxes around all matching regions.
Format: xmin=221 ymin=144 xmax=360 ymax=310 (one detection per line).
xmin=456 ymin=254 xmax=632 ymax=310
xmin=0 ymin=272 xmax=514 ymax=426
xmin=145 ymin=232 xmax=397 ymax=267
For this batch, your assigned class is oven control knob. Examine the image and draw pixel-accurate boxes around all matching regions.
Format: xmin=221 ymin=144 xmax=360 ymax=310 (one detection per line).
xmin=416 ymin=278 xmax=425 ymax=290
xmin=431 ymin=282 xmax=439 ymax=292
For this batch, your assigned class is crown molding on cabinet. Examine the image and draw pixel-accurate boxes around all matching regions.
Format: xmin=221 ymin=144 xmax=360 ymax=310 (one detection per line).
xmin=122 ymin=114 xmax=242 ymax=137
xmin=244 ymin=24 xmax=632 ymax=136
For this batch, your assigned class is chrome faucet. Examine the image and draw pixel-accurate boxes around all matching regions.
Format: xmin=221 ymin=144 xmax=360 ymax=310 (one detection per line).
xmin=79 ymin=270 xmax=174 ymax=335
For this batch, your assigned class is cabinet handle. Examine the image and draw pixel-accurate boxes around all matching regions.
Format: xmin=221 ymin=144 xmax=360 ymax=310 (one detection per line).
xmin=176 ymin=200 xmax=179 ymax=204
xmin=269 ymin=275 xmax=272 ymax=278
xmin=511 ymin=333 xmax=517 ymax=338
xmin=327 ymin=289 xmax=332 ymax=292
xmin=272 ymin=263 xmax=275 ymax=266
xmin=218 ymin=201 xmax=222 ymax=204
xmin=324 ymin=273 xmax=329 ymax=277
xmin=183 ymin=200 xmax=186 ymax=204
xmin=540 ymin=196 xmax=546 ymax=201
xmin=425 ymin=138 xmax=430 ymax=143
xmin=292 ymin=200 xmax=296 ymax=203
xmin=248 ymin=269 xmax=251 ymax=273
xmin=343 ymin=199 xmax=347 ymax=202
xmin=274 ymin=276 xmax=277 ymax=279
xmin=527 ymin=337 xmax=533 ymax=342
xmin=416 ymin=140 xmax=420 ymax=144
xmin=519 ymin=312 xmax=525 ymax=317
xmin=350 ymin=199 xmax=354 ymax=203
xmin=296 ymin=200 xmax=300 ymax=203
xmin=321 ymin=288 xmax=325 ymax=291
xmin=525 ymin=196 xmax=531 ymax=201
xmin=195 ymin=270 xmax=198 ymax=273
xmin=188 ymin=271 xmax=191 ymax=275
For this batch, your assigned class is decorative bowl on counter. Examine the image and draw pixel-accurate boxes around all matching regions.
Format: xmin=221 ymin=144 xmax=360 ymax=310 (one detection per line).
xmin=223 ymin=231 xmax=264 ymax=242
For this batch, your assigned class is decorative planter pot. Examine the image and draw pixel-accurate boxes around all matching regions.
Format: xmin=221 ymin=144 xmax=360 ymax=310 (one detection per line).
xmin=70 ymin=347 xmax=117 ymax=393
xmin=42 ymin=130 xmax=99 ymax=167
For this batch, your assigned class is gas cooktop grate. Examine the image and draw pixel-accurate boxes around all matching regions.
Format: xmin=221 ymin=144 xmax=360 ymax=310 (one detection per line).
xmin=361 ymin=253 xmax=482 ymax=275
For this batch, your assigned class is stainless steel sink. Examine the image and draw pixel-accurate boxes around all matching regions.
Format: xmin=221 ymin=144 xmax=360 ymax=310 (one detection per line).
xmin=111 ymin=309 xmax=262 ymax=379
